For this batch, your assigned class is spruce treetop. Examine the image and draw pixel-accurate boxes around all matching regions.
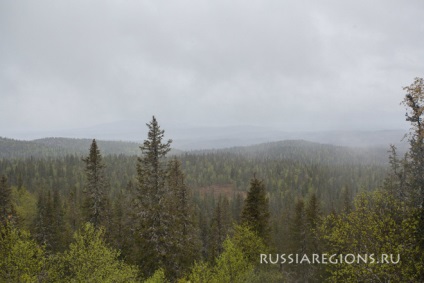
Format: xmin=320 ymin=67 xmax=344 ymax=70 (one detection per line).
xmin=139 ymin=116 xmax=172 ymax=160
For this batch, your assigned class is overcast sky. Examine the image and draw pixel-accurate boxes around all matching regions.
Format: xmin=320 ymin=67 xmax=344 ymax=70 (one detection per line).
xmin=1 ymin=0 xmax=423 ymax=138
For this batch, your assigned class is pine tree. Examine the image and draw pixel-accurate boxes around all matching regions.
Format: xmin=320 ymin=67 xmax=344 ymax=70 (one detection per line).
xmin=134 ymin=116 xmax=172 ymax=277
xmin=241 ymin=176 xmax=270 ymax=241
xmin=82 ymin=139 xmax=109 ymax=229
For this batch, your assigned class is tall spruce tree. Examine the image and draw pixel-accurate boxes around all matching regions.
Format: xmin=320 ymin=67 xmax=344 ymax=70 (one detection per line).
xmin=290 ymin=198 xmax=306 ymax=254
xmin=208 ymin=196 xmax=232 ymax=261
xmin=0 ymin=175 xmax=14 ymax=225
xmin=135 ymin=116 xmax=172 ymax=277
xmin=305 ymin=192 xmax=321 ymax=251
xmin=82 ymin=139 xmax=109 ymax=229
xmin=241 ymin=176 xmax=270 ymax=241
xmin=166 ymin=158 xmax=201 ymax=279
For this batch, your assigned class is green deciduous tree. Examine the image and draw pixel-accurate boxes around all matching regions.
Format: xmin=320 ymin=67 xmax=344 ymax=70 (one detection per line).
xmin=212 ymin=236 xmax=254 ymax=283
xmin=186 ymin=225 xmax=277 ymax=283
xmin=321 ymin=190 xmax=421 ymax=282
xmin=0 ymin=223 xmax=48 ymax=282
xmin=11 ymin=186 xmax=37 ymax=231
xmin=402 ymin=78 xmax=424 ymax=250
xmin=144 ymin=268 xmax=168 ymax=283
xmin=53 ymin=222 xmax=139 ymax=283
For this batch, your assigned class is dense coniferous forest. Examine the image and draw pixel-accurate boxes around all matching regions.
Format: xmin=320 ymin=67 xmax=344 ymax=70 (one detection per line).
xmin=1 ymin=79 xmax=424 ymax=282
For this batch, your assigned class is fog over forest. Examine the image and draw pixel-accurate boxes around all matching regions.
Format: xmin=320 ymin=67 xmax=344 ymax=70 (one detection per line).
xmin=1 ymin=1 xmax=424 ymax=282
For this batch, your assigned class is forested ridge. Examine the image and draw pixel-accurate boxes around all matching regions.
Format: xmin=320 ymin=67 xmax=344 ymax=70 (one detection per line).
xmin=1 ymin=79 xmax=424 ymax=282
xmin=0 ymin=137 xmax=184 ymax=159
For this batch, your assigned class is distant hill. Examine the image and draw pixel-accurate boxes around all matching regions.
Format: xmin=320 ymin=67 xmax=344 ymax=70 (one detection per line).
xmin=3 ymin=121 xmax=408 ymax=150
xmin=171 ymin=128 xmax=409 ymax=151
xmin=0 ymin=135 xmax=400 ymax=166
xmin=33 ymin=138 xmax=142 ymax=156
xmin=0 ymin=137 xmax=182 ymax=159
xmin=213 ymin=140 xmax=392 ymax=165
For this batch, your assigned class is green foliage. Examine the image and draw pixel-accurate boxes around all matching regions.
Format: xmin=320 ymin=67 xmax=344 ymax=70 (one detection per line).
xmin=185 ymin=238 xmax=254 ymax=283
xmin=11 ymin=186 xmax=37 ymax=230
xmin=144 ymin=268 xmax=168 ymax=283
xmin=186 ymin=261 xmax=214 ymax=283
xmin=0 ymin=223 xmax=48 ymax=282
xmin=53 ymin=222 xmax=139 ymax=283
xmin=231 ymin=225 xmax=268 ymax=265
xmin=321 ymin=190 xmax=422 ymax=282
xmin=402 ymin=78 xmax=424 ymax=268
xmin=213 ymin=237 xmax=254 ymax=283
xmin=186 ymin=225 xmax=270 ymax=283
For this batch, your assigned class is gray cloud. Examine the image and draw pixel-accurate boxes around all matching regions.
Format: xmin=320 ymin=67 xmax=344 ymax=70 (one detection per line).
xmin=1 ymin=0 xmax=423 ymax=136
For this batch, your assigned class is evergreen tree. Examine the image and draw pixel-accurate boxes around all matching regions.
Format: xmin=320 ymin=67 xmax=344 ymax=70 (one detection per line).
xmin=109 ymin=184 xmax=135 ymax=262
xmin=0 ymin=175 xmax=14 ymax=225
xmin=134 ymin=116 xmax=172 ymax=277
xmin=51 ymin=188 xmax=69 ymax=252
xmin=340 ymin=186 xmax=352 ymax=214
xmin=166 ymin=158 xmax=201 ymax=279
xmin=82 ymin=139 xmax=109 ymax=229
xmin=208 ymin=196 xmax=232 ymax=261
xmin=286 ymin=198 xmax=309 ymax=282
xmin=290 ymin=198 xmax=306 ymax=254
xmin=384 ymin=145 xmax=408 ymax=199
xmin=304 ymin=192 xmax=322 ymax=282
xmin=241 ymin=176 xmax=270 ymax=241
xmin=33 ymin=190 xmax=53 ymax=249
xmin=305 ymin=193 xmax=321 ymax=249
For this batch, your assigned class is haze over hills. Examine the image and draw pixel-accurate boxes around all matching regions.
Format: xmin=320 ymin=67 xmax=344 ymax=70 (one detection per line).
xmin=0 ymin=136 xmax=396 ymax=166
xmin=2 ymin=120 xmax=408 ymax=151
